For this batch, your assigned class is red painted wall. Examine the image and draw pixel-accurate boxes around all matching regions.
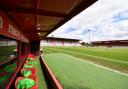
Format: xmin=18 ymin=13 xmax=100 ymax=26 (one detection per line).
xmin=0 ymin=10 xmax=29 ymax=43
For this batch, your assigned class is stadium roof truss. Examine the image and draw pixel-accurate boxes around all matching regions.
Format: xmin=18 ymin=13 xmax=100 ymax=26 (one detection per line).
xmin=0 ymin=0 xmax=97 ymax=41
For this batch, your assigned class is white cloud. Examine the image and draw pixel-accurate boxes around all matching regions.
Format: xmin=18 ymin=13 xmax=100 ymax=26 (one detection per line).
xmin=48 ymin=0 xmax=128 ymax=42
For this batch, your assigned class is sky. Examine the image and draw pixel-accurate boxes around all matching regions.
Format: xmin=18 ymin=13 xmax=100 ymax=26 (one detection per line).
xmin=48 ymin=0 xmax=128 ymax=42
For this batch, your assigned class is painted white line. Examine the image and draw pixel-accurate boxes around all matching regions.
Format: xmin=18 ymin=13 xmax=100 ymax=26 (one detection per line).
xmin=73 ymin=47 xmax=128 ymax=54
xmin=63 ymin=54 xmax=128 ymax=76
xmin=49 ymin=47 xmax=128 ymax=64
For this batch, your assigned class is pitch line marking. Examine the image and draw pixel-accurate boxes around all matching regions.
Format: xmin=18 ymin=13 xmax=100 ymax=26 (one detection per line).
xmin=46 ymin=48 xmax=128 ymax=76
xmin=49 ymin=47 xmax=128 ymax=64
xmin=63 ymin=53 xmax=128 ymax=76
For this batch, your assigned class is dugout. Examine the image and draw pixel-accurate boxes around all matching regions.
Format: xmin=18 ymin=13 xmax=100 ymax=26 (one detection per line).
xmin=0 ymin=0 xmax=97 ymax=89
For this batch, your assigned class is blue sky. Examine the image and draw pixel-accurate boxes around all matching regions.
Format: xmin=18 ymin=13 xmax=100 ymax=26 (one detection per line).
xmin=48 ymin=0 xmax=128 ymax=42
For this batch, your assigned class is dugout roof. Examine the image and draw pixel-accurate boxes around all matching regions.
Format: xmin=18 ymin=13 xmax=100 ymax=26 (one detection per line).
xmin=0 ymin=0 xmax=97 ymax=41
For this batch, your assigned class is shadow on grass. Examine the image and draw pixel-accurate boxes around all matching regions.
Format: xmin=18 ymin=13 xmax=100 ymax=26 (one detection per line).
xmin=39 ymin=58 xmax=51 ymax=89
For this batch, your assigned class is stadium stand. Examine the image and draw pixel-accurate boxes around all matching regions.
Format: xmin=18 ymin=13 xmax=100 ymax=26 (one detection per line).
xmin=41 ymin=37 xmax=81 ymax=46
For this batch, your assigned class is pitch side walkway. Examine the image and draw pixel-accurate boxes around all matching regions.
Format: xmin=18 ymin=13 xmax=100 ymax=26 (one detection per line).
xmin=43 ymin=53 xmax=128 ymax=89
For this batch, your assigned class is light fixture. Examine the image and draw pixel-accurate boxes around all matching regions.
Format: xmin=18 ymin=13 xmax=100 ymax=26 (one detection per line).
xmin=37 ymin=24 xmax=40 ymax=30
xmin=37 ymin=32 xmax=40 ymax=35
xmin=37 ymin=27 xmax=40 ymax=30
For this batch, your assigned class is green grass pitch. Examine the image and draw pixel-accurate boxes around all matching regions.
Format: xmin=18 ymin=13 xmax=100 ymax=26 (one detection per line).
xmin=42 ymin=46 xmax=128 ymax=73
xmin=42 ymin=46 xmax=128 ymax=89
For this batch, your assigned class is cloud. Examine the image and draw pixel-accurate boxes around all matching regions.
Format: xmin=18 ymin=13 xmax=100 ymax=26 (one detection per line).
xmin=48 ymin=0 xmax=128 ymax=42
xmin=64 ymin=27 xmax=77 ymax=33
xmin=112 ymin=10 xmax=128 ymax=22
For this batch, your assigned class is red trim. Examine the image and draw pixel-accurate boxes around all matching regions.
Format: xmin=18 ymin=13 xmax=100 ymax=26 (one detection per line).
xmin=40 ymin=56 xmax=63 ymax=89
xmin=0 ymin=11 xmax=29 ymax=43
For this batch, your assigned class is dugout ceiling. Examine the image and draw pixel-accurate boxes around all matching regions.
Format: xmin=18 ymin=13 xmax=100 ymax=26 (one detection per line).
xmin=0 ymin=0 xmax=97 ymax=41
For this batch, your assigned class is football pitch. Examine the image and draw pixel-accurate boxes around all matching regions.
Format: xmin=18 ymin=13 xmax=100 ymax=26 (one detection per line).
xmin=42 ymin=46 xmax=128 ymax=89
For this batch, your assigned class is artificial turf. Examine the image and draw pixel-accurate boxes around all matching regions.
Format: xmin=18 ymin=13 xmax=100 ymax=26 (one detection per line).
xmin=43 ymin=53 xmax=128 ymax=89
xmin=42 ymin=46 xmax=128 ymax=73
